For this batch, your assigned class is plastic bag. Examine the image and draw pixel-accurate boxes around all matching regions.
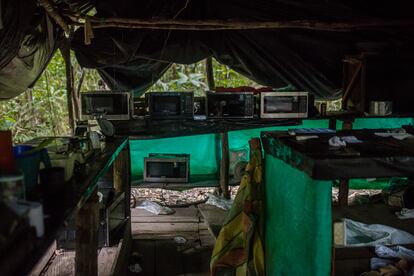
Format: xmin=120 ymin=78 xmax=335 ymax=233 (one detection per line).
xmin=344 ymin=219 xmax=414 ymax=247
xmin=135 ymin=200 xmax=175 ymax=215
xmin=205 ymin=193 xmax=233 ymax=210
xmin=375 ymin=245 xmax=414 ymax=260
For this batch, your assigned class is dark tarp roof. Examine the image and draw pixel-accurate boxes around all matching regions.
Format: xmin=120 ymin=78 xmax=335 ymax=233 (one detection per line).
xmin=0 ymin=0 xmax=59 ymax=100
xmin=1 ymin=0 xmax=414 ymax=100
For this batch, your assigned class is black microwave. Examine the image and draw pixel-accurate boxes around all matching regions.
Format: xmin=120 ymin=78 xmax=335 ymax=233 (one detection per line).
xmin=147 ymin=92 xmax=193 ymax=119
xmin=207 ymin=92 xmax=254 ymax=118
xmin=144 ymin=154 xmax=190 ymax=183
xmin=260 ymin=91 xmax=309 ymax=119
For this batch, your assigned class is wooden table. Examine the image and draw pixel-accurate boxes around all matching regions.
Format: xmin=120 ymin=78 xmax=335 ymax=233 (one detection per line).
xmin=261 ymin=129 xmax=414 ymax=275
xmin=3 ymin=137 xmax=131 ymax=276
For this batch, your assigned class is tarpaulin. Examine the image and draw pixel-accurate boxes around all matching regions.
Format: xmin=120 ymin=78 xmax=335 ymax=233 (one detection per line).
xmin=0 ymin=0 xmax=60 ymax=100
xmin=264 ymin=154 xmax=332 ymax=275
xmin=70 ymin=0 xmax=414 ymax=100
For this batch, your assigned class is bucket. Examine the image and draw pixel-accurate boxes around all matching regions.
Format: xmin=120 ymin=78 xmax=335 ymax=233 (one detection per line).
xmin=13 ymin=145 xmax=51 ymax=194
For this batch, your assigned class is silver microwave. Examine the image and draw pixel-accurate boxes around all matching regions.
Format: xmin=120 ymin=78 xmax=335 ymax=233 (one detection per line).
xmin=80 ymin=91 xmax=131 ymax=120
xmin=144 ymin=154 xmax=190 ymax=183
xmin=260 ymin=91 xmax=309 ymax=119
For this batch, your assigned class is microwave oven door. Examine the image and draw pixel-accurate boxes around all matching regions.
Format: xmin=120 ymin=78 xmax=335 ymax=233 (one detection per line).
xmin=261 ymin=93 xmax=308 ymax=118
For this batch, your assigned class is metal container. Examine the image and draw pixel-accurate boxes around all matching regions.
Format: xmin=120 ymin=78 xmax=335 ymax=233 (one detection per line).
xmin=369 ymin=101 xmax=393 ymax=116
xmin=0 ymin=171 xmax=25 ymax=201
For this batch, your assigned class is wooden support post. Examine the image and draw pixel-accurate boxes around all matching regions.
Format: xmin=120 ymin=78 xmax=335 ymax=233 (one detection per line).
xmin=338 ymin=180 xmax=349 ymax=206
xmin=59 ymin=38 xmax=76 ymax=133
xmin=113 ymin=149 xmax=126 ymax=194
xmin=113 ymin=146 xmax=132 ymax=213
xmin=205 ymin=57 xmax=215 ymax=90
xmin=75 ymin=190 xmax=99 ymax=276
xmin=220 ymin=132 xmax=230 ymax=199
xmin=328 ymin=118 xmax=336 ymax=130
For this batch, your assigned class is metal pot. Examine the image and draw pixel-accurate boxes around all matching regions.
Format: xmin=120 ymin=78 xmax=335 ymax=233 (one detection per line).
xmin=369 ymin=101 xmax=393 ymax=116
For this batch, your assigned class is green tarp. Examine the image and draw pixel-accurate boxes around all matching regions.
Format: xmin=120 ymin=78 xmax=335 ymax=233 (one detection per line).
xmin=130 ymin=119 xmax=329 ymax=182
xmin=130 ymin=118 xmax=413 ymax=182
xmin=264 ymin=155 xmax=332 ymax=276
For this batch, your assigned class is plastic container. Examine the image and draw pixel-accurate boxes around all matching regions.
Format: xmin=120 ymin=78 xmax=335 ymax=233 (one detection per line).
xmin=0 ymin=171 xmax=25 ymax=201
xmin=13 ymin=145 xmax=51 ymax=194
xmin=0 ymin=130 xmax=16 ymax=171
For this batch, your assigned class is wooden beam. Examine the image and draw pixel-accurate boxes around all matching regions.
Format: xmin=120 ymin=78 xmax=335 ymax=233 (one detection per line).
xmin=205 ymin=57 xmax=215 ymax=90
xmin=39 ymin=0 xmax=70 ymax=34
xmin=338 ymin=180 xmax=349 ymax=206
xmin=75 ymin=190 xmax=99 ymax=276
xmin=341 ymin=62 xmax=362 ymax=110
xmin=65 ymin=15 xmax=414 ymax=32
xmin=220 ymin=132 xmax=230 ymax=199
xmin=59 ymin=38 xmax=76 ymax=133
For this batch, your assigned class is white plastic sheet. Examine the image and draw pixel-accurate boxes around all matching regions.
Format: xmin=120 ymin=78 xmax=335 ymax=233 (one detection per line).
xmin=344 ymin=219 xmax=414 ymax=247
xmin=135 ymin=200 xmax=175 ymax=215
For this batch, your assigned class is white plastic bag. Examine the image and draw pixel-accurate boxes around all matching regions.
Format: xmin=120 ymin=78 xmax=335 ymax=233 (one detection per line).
xmin=135 ymin=200 xmax=175 ymax=215
xmin=375 ymin=245 xmax=414 ymax=260
xmin=344 ymin=219 xmax=414 ymax=247
xmin=205 ymin=193 xmax=233 ymax=210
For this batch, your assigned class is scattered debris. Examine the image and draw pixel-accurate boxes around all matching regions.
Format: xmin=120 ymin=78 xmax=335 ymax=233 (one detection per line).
xmin=128 ymin=263 xmax=143 ymax=273
xmin=131 ymin=187 xmax=239 ymax=208
xmin=332 ymin=188 xmax=382 ymax=206
xmin=174 ymin=236 xmax=187 ymax=244
xmin=135 ymin=200 xmax=175 ymax=215
xmin=205 ymin=193 xmax=233 ymax=210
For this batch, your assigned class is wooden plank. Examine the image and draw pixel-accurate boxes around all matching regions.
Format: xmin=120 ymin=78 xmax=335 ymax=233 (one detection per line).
xmin=97 ymin=247 xmax=118 ymax=276
xmin=75 ymin=191 xmax=99 ymax=276
xmin=132 ymin=222 xmax=199 ymax=234
xmin=111 ymin=222 xmax=132 ymax=276
xmin=131 ymin=206 xmax=199 ymax=218
xmin=220 ymin=132 xmax=230 ymax=199
xmin=198 ymin=204 xmax=228 ymax=239
xmin=131 ymin=216 xmax=200 ymax=223
xmin=43 ymin=251 xmax=75 ymax=276
xmin=132 ymin=232 xmax=200 ymax=240
xmin=29 ymin=241 xmax=56 ymax=276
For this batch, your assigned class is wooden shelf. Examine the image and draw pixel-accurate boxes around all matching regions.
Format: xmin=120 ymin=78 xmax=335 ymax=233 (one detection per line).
xmin=113 ymin=117 xmax=301 ymax=139
xmin=2 ymin=137 xmax=130 ymax=276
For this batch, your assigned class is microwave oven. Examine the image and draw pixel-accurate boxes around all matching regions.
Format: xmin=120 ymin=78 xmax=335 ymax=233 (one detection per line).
xmin=260 ymin=91 xmax=309 ymax=119
xmin=144 ymin=154 xmax=190 ymax=183
xmin=147 ymin=92 xmax=194 ymax=119
xmin=80 ymin=91 xmax=131 ymax=120
xmin=207 ymin=92 xmax=254 ymax=118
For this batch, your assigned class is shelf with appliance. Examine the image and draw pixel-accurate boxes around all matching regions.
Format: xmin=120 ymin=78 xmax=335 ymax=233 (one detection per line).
xmin=2 ymin=137 xmax=131 ymax=276
xmin=113 ymin=117 xmax=302 ymax=140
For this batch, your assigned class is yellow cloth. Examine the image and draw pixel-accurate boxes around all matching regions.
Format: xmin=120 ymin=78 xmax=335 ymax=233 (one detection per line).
xmin=211 ymin=149 xmax=265 ymax=276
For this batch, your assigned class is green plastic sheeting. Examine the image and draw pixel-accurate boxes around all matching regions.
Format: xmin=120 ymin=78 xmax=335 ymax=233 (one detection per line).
xmin=129 ymin=120 xmax=329 ymax=182
xmin=264 ymin=154 xmax=332 ymax=276
xmin=129 ymin=134 xmax=218 ymax=181
xmin=337 ymin=117 xmax=413 ymax=130
xmin=129 ymin=118 xmax=411 ymax=182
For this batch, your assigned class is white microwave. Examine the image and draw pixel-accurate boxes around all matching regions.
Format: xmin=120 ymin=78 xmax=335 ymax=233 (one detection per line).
xmin=260 ymin=91 xmax=309 ymax=119
xmin=80 ymin=91 xmax=131 ymax=120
